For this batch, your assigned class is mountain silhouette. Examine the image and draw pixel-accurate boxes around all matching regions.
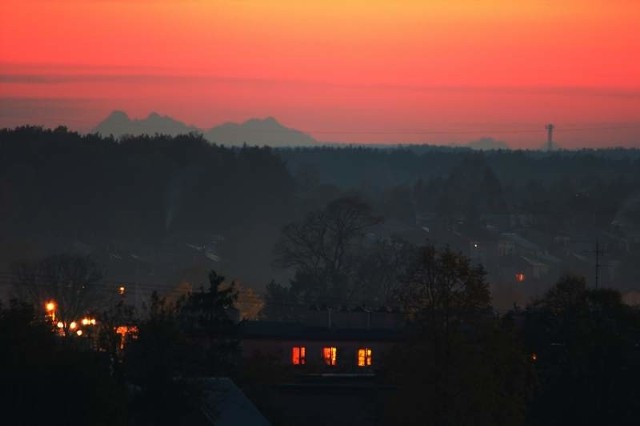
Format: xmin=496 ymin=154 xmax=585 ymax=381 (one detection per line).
xmin=204 ymin=116 xmax=316 ymax=147
xmin=93 ymin=112 xmax=316 ymax=147
xmin=94 ymin=111 xmax=199 ymax=137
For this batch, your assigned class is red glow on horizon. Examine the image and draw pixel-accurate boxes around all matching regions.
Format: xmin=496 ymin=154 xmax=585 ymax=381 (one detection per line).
xmin=1 ymin=0 xmax=639 ymax=148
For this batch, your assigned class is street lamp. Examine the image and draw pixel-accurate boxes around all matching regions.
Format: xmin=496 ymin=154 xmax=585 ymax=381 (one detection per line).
xmin=45 ymin=301 xmax=56 ymax=322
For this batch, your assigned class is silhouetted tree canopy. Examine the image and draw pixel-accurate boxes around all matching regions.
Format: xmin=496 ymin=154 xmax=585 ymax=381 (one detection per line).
xmin=0 ymin=300 xmax=126 ymax=425
xmin=524 ymin=275 xmax=640 ymax=426
xmin=385 ymin=246 xmax=531 ymax=426
xmin=125 ymin=269 xmax=239 ymax=424
xmin=0 ymin=126 xmax=294 ymax=243
xmin=394 ymin=246 xmax=492 ymax=334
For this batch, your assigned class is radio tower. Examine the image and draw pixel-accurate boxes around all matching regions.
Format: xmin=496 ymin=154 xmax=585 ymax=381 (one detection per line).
xmin=545 ymin=123 xmax=554 ymax=151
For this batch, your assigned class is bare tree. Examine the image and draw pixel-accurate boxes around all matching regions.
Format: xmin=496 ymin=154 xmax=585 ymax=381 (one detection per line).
xmin=397 ymin=245 xmax=491 ymax=326
xmin=274 ymin=196 xmax=382 ymax=304
xmin=354 ymin=237 xmax=414 ymax=305
xmin=12 ymin=254 xmax=103 ymax=334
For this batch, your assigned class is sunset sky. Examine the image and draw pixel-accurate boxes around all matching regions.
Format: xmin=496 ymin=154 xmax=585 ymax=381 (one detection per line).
xmin=1 ymin=0 xmax=639 ymax=147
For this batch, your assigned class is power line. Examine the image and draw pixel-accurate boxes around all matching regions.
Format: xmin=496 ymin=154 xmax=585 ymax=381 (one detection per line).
xmin=238 ymin=123 xmax=640 ymax=136
xmin=0 ymin=272 xmax=406 ymax=310
xmin=77 ymin=123 xmax=640 ymax=136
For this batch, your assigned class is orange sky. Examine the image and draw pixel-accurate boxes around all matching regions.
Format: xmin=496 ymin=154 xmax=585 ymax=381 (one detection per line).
xmin=1 ymin=0 xmax=640 ymax=147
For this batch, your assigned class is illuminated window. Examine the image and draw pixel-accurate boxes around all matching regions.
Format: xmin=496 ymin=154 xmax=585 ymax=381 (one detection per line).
xmin=292 ymin=346 xmax=306 ymax=365
xmin=357 ymin=348 xmax=373 ymax=367
xmin=323 ymin=346 xmax=337 ymax=366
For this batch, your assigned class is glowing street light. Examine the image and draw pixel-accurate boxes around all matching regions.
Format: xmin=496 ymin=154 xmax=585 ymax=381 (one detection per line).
xmin=45 ymin=301 xmax=56 ymax=321
xmin=81 ymin=317 xmax=97 ymax=326
xmin=69 ymin=321 xmax=77 ymax=330
xmin=118 ymin=286 xmax=126 ymax=296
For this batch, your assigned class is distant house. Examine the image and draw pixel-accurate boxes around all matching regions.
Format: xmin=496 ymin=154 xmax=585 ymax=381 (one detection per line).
xmin=498 ymin=232 xmax=545 ymax=258
xmin=509 ymin=212 xmax=537 ymax=228
xmin=479 ymin=213 xmax=511 ymax=231
xmin=238 ymin=311 xmax=403 ymax=426
xmin=240 ymin=310 xmax=404 ymax=373
xmin=611 ymin=220 xmax=640 ymax=250
xmin=520 ymin=255 xmax=550 ymax=280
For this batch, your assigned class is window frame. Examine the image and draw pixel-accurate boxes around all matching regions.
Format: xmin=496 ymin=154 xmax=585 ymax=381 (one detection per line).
xmin=292 ymin=346 xmax=306 ymax=365
xmin=322 ymin=346 xmax=337 ymax=366
xmin=357 ymin=347 xmax=373 ymax=367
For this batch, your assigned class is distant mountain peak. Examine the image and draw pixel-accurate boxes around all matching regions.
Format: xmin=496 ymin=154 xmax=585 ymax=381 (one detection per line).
xmin=94 ymin=110 xmax=197 ymax=138
xmin=104 ymin=110 xmax=130 ymax=122
xmin=245 ymin=116 xmax=282 ymax=127
xmin=109 ymin=110 xmax=129 ymax=118
xmin=205 ymin=116 xmax=316 ymax=147
xmin=92 ymin=111 xmax=316 ymax=147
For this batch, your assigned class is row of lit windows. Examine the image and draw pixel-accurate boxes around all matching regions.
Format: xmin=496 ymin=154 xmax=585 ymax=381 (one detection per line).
xmin=292 ymin=346 xmax=373 ymax=367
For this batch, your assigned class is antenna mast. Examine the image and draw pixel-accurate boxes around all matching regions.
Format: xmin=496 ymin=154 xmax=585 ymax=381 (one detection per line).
xmin=545 ymin=123 xmax=554 ymax=151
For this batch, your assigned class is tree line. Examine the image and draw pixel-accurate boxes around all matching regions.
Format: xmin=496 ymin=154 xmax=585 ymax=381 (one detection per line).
xmin=0 ymin=126 xmax=294 ymax=243
xmin=2 ymin=127 xmax=640 ymax=291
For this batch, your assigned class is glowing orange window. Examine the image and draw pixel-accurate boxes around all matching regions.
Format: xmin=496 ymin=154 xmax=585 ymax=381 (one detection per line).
xmin=292 ymin=346 xmax=306 ymax=365
xmin=357 ymin=348 xmax=373 ymax=367
xmin=323 ymin=346 xmax=337 ymax=366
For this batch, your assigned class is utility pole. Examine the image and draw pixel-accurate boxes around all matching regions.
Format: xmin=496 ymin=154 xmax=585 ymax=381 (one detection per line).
xmin=595 ymin=240 xmax=600 ymax=289
xmin=593 ymin=240 xmax=608 ymax=289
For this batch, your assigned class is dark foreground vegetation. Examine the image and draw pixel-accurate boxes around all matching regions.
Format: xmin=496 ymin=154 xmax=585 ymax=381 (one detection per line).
xmin=2 ymin=127 xmax=640 ymax=424
xmin=1 ymin=270 xmax=238 ymax=425
xmin=3 ymin=254 xmax=640 ymax=425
